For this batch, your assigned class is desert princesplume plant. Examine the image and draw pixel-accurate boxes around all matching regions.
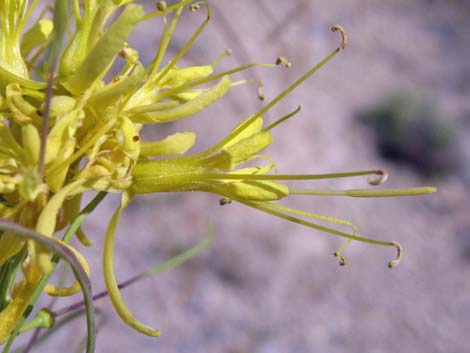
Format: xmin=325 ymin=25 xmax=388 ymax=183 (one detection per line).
xmin=0 ymin=1 xmax=436 ymax=352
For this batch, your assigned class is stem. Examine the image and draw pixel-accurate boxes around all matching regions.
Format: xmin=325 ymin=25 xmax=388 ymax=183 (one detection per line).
xmin=54 ymin=223 xmax=214 ymax=318
xmin=54 ymin=274 xmax=145 ymax=317
xmin=1 ymin=192 xmax=105 ymax=353
xmin=0 ymin=220 xmax=95 ymax=353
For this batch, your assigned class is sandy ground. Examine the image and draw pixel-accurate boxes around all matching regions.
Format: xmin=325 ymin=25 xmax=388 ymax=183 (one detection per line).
xmin=13 ymin=1 xmax=470 ymax=352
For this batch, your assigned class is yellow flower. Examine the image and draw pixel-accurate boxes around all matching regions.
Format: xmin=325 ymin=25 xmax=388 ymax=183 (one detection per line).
xmin=0 ymin=0 xmax=436 ymax=347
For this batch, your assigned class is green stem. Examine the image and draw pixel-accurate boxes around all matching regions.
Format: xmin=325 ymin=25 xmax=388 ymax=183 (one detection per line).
xmin=19 ymin=309 xmax=54 ymax=334
xmin=0 ymin=220 xmax=95 ymax=353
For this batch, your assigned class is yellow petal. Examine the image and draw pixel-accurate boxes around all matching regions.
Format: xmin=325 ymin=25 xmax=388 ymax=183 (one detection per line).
xmin=104 ymin=192 xmax=160 ymax=337
xmin=20 ymin=19 xmax=53 ymax=57
xmin=140 ymin=132 xmax=196 ymax=157
xmin=44 ymin=241 xmax=90 ymax=297
xmin=127 ymin=75 xmax=231 ymax=123
xmin=220 ymin=180 xmax=288 ymax=201
xmin=0 ymin=233 xmax=25 ymax=267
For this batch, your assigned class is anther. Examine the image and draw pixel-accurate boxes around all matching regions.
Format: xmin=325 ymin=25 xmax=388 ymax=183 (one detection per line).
xmin=257 ymin=86 xmax=265 ymax=101
xmin=331 ymin=24 xmax=347 ymax=50
xmin=118 ymin=48 xmax=129 ymax=58
xmin=219 ymin=197 xmax=232 ymax=206
xmin=133 ymin=136 xmax=140 ymax=142
xmin=388 ymin=241 xmax=402 ymax=268
xmin=210 ymin=49 xmax=233 ymax=67
xmin=368 ymin=169 xmax=388 ymax=186
xmin=189 ymin=2 xmax=211 ymax=20
xmin=189 ymin=3 xmax=200 ymax=12
xmin=276 ymin=56 xmax=292 ymax=68
xmin=231 ymin=79 xmax=265 ymax=101
xmin=334 ymin=252 xmax=347 ymax=266
xmin=156 ymin=1 xmax=167 ymax=11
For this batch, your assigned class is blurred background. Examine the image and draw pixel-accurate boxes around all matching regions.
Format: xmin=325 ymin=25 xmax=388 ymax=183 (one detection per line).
xmin=28 ymin=0 xmax=470 ymax=352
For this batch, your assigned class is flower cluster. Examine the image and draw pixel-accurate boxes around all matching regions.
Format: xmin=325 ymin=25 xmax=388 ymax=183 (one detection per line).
xmin=0 ymin=0 xmax=435 ymax=351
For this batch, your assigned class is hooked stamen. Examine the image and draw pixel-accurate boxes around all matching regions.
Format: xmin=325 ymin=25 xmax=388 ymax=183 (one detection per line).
xmin=219 ymin=197 xmax=232 ymax=206
xmin=153 ymin=1 xmax=211 ymax=86
xmin=331 ymin=24 xmax=347 ymax=50
xmin=276 ymin=56 xmax=292 ymax=68
xmin=334 ymin=238 xmax=352 ymax=266
xmin=368 ymin=168 xmax=388 ymax=186
xmin=153 ymin=60 xmax=281 ymax=103
xmin=334 ymin=251 xmax=347 ymax=266
xmin=143 ymin=0 xmax=195 ymax=21
xmin=388 ymin=241 xmax=402 ymax=268
xmin=231 ymin=79 xmax=265 ymax=101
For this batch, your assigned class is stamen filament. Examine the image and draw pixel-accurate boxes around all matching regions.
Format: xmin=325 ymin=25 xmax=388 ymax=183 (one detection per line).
xmin=198 ymin=47 xmax=342 ymax=158
xmin=148 ymin=5 xmax=184 ymax=78
xmin=263 ymin=106 xmax=301 ymax=131
xmin=210 ymin=49 xmax=232 ymax=67
xmin=240 ymin=200 xmax=403 ymax=268
xmin=19 ymin=0 xmax=39 ymax=34
xmin=289 ymin=187 xmax=437 ymax=197
xmin=153 ymin=62 xmax=278 ymax=102
xmin=142 ymin=0 xmax=195 ymax=22
xmin=153 ymin=2 xmax=211 ymax=86
xmin=231 ymin=78 xmax=264 ymax=100
xmin=241 ymin=200 xmax=393 ymax=247
xmin=73 ymin=0 xmax=81 ymax=24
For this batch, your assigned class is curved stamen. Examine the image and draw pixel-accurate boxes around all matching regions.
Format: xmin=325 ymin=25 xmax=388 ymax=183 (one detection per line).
xmin=153 ymin=1 xmax=211 ymax=86
xmin=331 ymin=24 xmax=347 ymax=50
xmin=276 ymin=56 xmax=292 ymax=68
xmin=196 ymin=26 xmax=347 ymax=156
xmin=231 ymin=79 xmax=265 ymax=100
xmin=263 ymin=106 xmax=301 ymax=131
xmin=142 ymin=0 xmax=195 ymax=21
xmin=388 ymin=241 xmax=402 ymax=268
xmin=219 ymin=197 xmax=232 ymax=205
xmin=153 ymin=60 xmax=282 ymax=102
xmin=334 ymin=251 xmax=347 ymax=266
xmin=368 ymin=168 xmax=388 ymax=186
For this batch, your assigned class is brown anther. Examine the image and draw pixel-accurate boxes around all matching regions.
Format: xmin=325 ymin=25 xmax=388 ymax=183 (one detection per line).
xmin=388 ymin=241 xmax=402 ymax=268
xmin=189 ymin=3 xmax=200 ymax=11
xmin=257 ymin=86 xmax=265 ymax=101
xmin=156 ymin=1 xmax=167 ymax=11
xmin=368 ymin=169 xmax=388 ymax=186
xmin=132 ymin=136 xmax=140 ymax=142
xmin=219 ymin=197 xmax=232 ymax=206
xmin=334 ymin=252 xmax=347 ymax=266
xmin=111 ymin=76 xmax=121 ymax=83
xmin=118 ymin=48 xmax=128 ymax=58
xmin=331 ymin=24 xmax=347 ymax=50
xmin=224 ymin=49 xmax=233 ymax=56
xmin=276 ymin=56 xmax=292 ymax=68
